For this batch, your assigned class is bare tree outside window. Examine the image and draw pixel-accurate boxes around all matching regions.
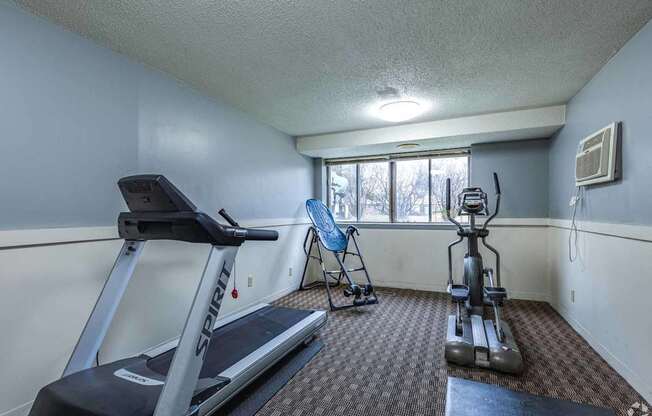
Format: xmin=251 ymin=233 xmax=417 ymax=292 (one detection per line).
xmin=396 ymin=159 xmax=429 ymax=222
xmin=431 ymin=157 xmax=468 ymax=222
xmin=359 ymin=162 xmax=389 ymax=222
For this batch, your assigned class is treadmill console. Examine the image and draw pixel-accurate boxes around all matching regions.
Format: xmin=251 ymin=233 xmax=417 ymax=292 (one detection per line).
xmin=117 ymin=175 xmax=278 ymax=246
xmin=118 ymin=174 xmax=196 ymax=213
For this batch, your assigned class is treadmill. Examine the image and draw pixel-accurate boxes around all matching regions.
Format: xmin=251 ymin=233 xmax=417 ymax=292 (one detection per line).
xmin=29 ymin=175 xmax=327 ymax=416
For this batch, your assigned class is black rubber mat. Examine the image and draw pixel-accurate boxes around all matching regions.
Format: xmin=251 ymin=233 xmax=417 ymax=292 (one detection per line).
xmin=445 ymin=377 xmax=615 ymax=416
xmin=147 ymin=306 xmax=313 ymax=378
xmin=216 ymin=339 xmax=324 ymax=416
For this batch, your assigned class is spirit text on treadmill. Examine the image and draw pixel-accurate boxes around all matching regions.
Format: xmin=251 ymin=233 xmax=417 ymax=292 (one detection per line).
xmin=195 ymin=260 xmax=231 ymax=359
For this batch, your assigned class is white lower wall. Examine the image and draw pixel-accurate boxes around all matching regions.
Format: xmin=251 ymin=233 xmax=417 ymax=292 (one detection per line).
xmin=548 ymin=220 xmax=652 ymax=404
xmin=306 ymin=222 xmax=550 ymax=301
xmin=0 ymin=221 xmax=311 ymax=416
xmin=2 ymin=218 xmax=650 ymax=415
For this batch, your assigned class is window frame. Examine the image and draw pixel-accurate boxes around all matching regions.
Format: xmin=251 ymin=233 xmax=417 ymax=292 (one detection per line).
xmin=326 ymin=149 xmax=470 ymax=224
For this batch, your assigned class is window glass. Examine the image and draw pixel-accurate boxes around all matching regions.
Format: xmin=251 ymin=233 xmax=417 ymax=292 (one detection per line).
xmin=328 ymin=164 xmax=357 ymax=221
xmin=430 ymin=156 xmax=469 ymax=222
xmin=359 ymin=162 xmax=390 ymax=222
xmin=395 ymin=159 xmax=430 ymax=222
xmin=326 ymin=153 xmax=469 ymax=224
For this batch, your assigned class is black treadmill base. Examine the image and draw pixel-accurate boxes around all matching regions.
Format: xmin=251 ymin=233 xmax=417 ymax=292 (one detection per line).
xmin=445 ymin=377 xmax=615 ymax=416
xmin=29 ymin=307 xmax=316 ymax=416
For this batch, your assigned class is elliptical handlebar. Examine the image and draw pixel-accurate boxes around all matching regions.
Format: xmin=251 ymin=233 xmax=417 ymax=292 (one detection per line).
xmin=493 ymin=172 xmax=501 ymax=195
xmin=444 ymin=178 xmax=464 ymax=290
xmin=444 ymin=178 xmax=464 ymax=233
xmin=482 ymin=172 xmax=501 ymax=231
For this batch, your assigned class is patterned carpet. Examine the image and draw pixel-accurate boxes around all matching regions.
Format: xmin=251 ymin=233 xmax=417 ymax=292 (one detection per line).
xmin=255 ymin=287 xmax=645 ymax=416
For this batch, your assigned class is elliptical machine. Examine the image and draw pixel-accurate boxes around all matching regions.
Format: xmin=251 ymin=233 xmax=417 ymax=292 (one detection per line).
xmin=443 ymin=173 xmax=523 ymax=374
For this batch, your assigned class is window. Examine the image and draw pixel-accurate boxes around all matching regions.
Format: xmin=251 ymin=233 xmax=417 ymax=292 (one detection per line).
xmin=327 ymin=151 xmax=469 ymax=223
xmin=359 ymin=162 xmax=390 ymax=222
xmin=395 ymin=159 xmax=429 ymax=222
xmin=431 ymin=156 xmax=469 ymax=223
xmin=328 ymin=164 xmax=356 ymax=221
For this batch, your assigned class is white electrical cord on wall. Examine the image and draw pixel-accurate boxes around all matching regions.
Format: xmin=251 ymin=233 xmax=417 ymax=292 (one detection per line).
xmin=568 ymin=186 xmax=584 ymax=263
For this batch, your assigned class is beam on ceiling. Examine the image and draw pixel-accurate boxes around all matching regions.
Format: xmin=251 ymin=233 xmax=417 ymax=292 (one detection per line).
xmin=297 ymin=105 xmax=566 ymax=158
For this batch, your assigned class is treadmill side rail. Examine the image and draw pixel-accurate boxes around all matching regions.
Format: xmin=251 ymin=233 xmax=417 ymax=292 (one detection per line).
xmin=64 ymin=240 xmax=145 ymax=377
xmin=196 ymin=309 xmax=327 ymax=416
xmin=154 ymin=245 xmax=238 ymax=416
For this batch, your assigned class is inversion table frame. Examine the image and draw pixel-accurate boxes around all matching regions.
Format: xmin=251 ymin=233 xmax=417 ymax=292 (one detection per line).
xmin=298 ymin=199 xmax=378 ymax=311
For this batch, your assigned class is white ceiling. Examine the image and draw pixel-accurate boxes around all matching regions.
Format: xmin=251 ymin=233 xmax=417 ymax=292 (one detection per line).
xmin=15 ymin=0 xmax=652 ymax=136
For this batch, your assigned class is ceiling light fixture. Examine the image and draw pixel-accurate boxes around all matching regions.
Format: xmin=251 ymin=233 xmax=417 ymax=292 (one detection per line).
xmin=377 ymin=100 xmax=424 ymax=122
xmin=396 ymin=143 xmax=421 ymax=150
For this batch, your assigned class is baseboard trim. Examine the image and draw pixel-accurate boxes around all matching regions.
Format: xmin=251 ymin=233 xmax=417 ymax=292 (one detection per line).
xmin=552 ymin=301 xmax=652 ymax=404
xmin=374 ymin=280 xmax=447 ymax=293
xmin=252 ymin=284 xmax=299 ymax=306
xmin=509 ymin=291 xmax=550 ymax=302
xmin=373 ymin=280 xmax=548 ymax=302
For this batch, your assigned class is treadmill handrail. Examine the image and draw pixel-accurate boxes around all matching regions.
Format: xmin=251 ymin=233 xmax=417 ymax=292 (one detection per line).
xmin=154 ymin=245 xmax=238 ymax=416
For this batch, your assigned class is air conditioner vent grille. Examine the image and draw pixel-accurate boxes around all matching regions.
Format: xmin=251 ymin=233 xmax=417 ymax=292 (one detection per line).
xmin=576 ymin=148 xmax=601 ymax=179
xmin=575 ymin=123 xmax=619 ymax=186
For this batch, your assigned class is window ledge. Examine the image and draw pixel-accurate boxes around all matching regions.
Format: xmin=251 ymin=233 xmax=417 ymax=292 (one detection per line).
xmin=336 ymin=218 xmax=549 ymax=229
xmin=337 ymin=222 xmax=456 ymax=230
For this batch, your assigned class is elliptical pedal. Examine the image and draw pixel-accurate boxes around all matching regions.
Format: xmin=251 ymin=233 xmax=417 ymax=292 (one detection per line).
xmin=483 ymin=287 xmax=507 ymax=307
xmin=450 ymin=284 xmax=470 ymax=302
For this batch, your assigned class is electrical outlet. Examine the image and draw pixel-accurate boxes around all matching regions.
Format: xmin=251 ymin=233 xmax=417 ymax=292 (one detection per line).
xmin=247 ymin=274 xmax=253 ymax=288
xmin=571 ymin=289 xmax=575 ymax=303
xmin=288 ymin=267 xmax=293 ymax=277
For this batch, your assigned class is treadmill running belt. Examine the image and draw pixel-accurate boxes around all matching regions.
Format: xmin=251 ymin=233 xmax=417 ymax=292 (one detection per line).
xmin=147 ymin=306 xmax=313 ymax=378
xmin=29 ymin=306 xmax=318 ymax=416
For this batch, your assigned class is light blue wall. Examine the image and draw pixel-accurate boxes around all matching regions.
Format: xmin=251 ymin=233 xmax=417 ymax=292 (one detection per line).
xmin=136 ymin=74 xmax=313 ymax=221
xmin=0 ymin=1 xmax=139 ymax=229
xmin=0 ymin=2 xmax=313 ymax=230
xmin=548 ymin=20 xmax=652 ymax=224
xmin=471 ymin=139 xmax=549 ymax=218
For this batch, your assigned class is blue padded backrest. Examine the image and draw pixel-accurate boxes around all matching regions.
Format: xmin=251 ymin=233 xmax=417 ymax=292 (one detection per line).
xmin=305 ymin=199 xmax=348 ymax=252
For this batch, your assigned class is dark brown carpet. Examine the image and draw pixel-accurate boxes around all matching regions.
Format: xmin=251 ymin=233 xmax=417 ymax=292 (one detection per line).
xmin=257 ymin=287 xmax=644 ymax=416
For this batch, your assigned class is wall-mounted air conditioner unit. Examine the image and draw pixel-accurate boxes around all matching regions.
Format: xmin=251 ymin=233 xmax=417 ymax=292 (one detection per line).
xmin=575 ymin=122 xmax=620 ymax=186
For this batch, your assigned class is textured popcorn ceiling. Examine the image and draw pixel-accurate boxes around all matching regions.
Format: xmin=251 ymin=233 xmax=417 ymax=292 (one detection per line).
xmin=15 ymin=0 xmax=652 ymax=136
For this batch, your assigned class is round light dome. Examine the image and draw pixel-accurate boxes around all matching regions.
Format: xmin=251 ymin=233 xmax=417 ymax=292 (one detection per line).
xmin=377 ymin=101 xmax=423 ymax=122
xmin=396 ymin=143 xmax=421 ymax=150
